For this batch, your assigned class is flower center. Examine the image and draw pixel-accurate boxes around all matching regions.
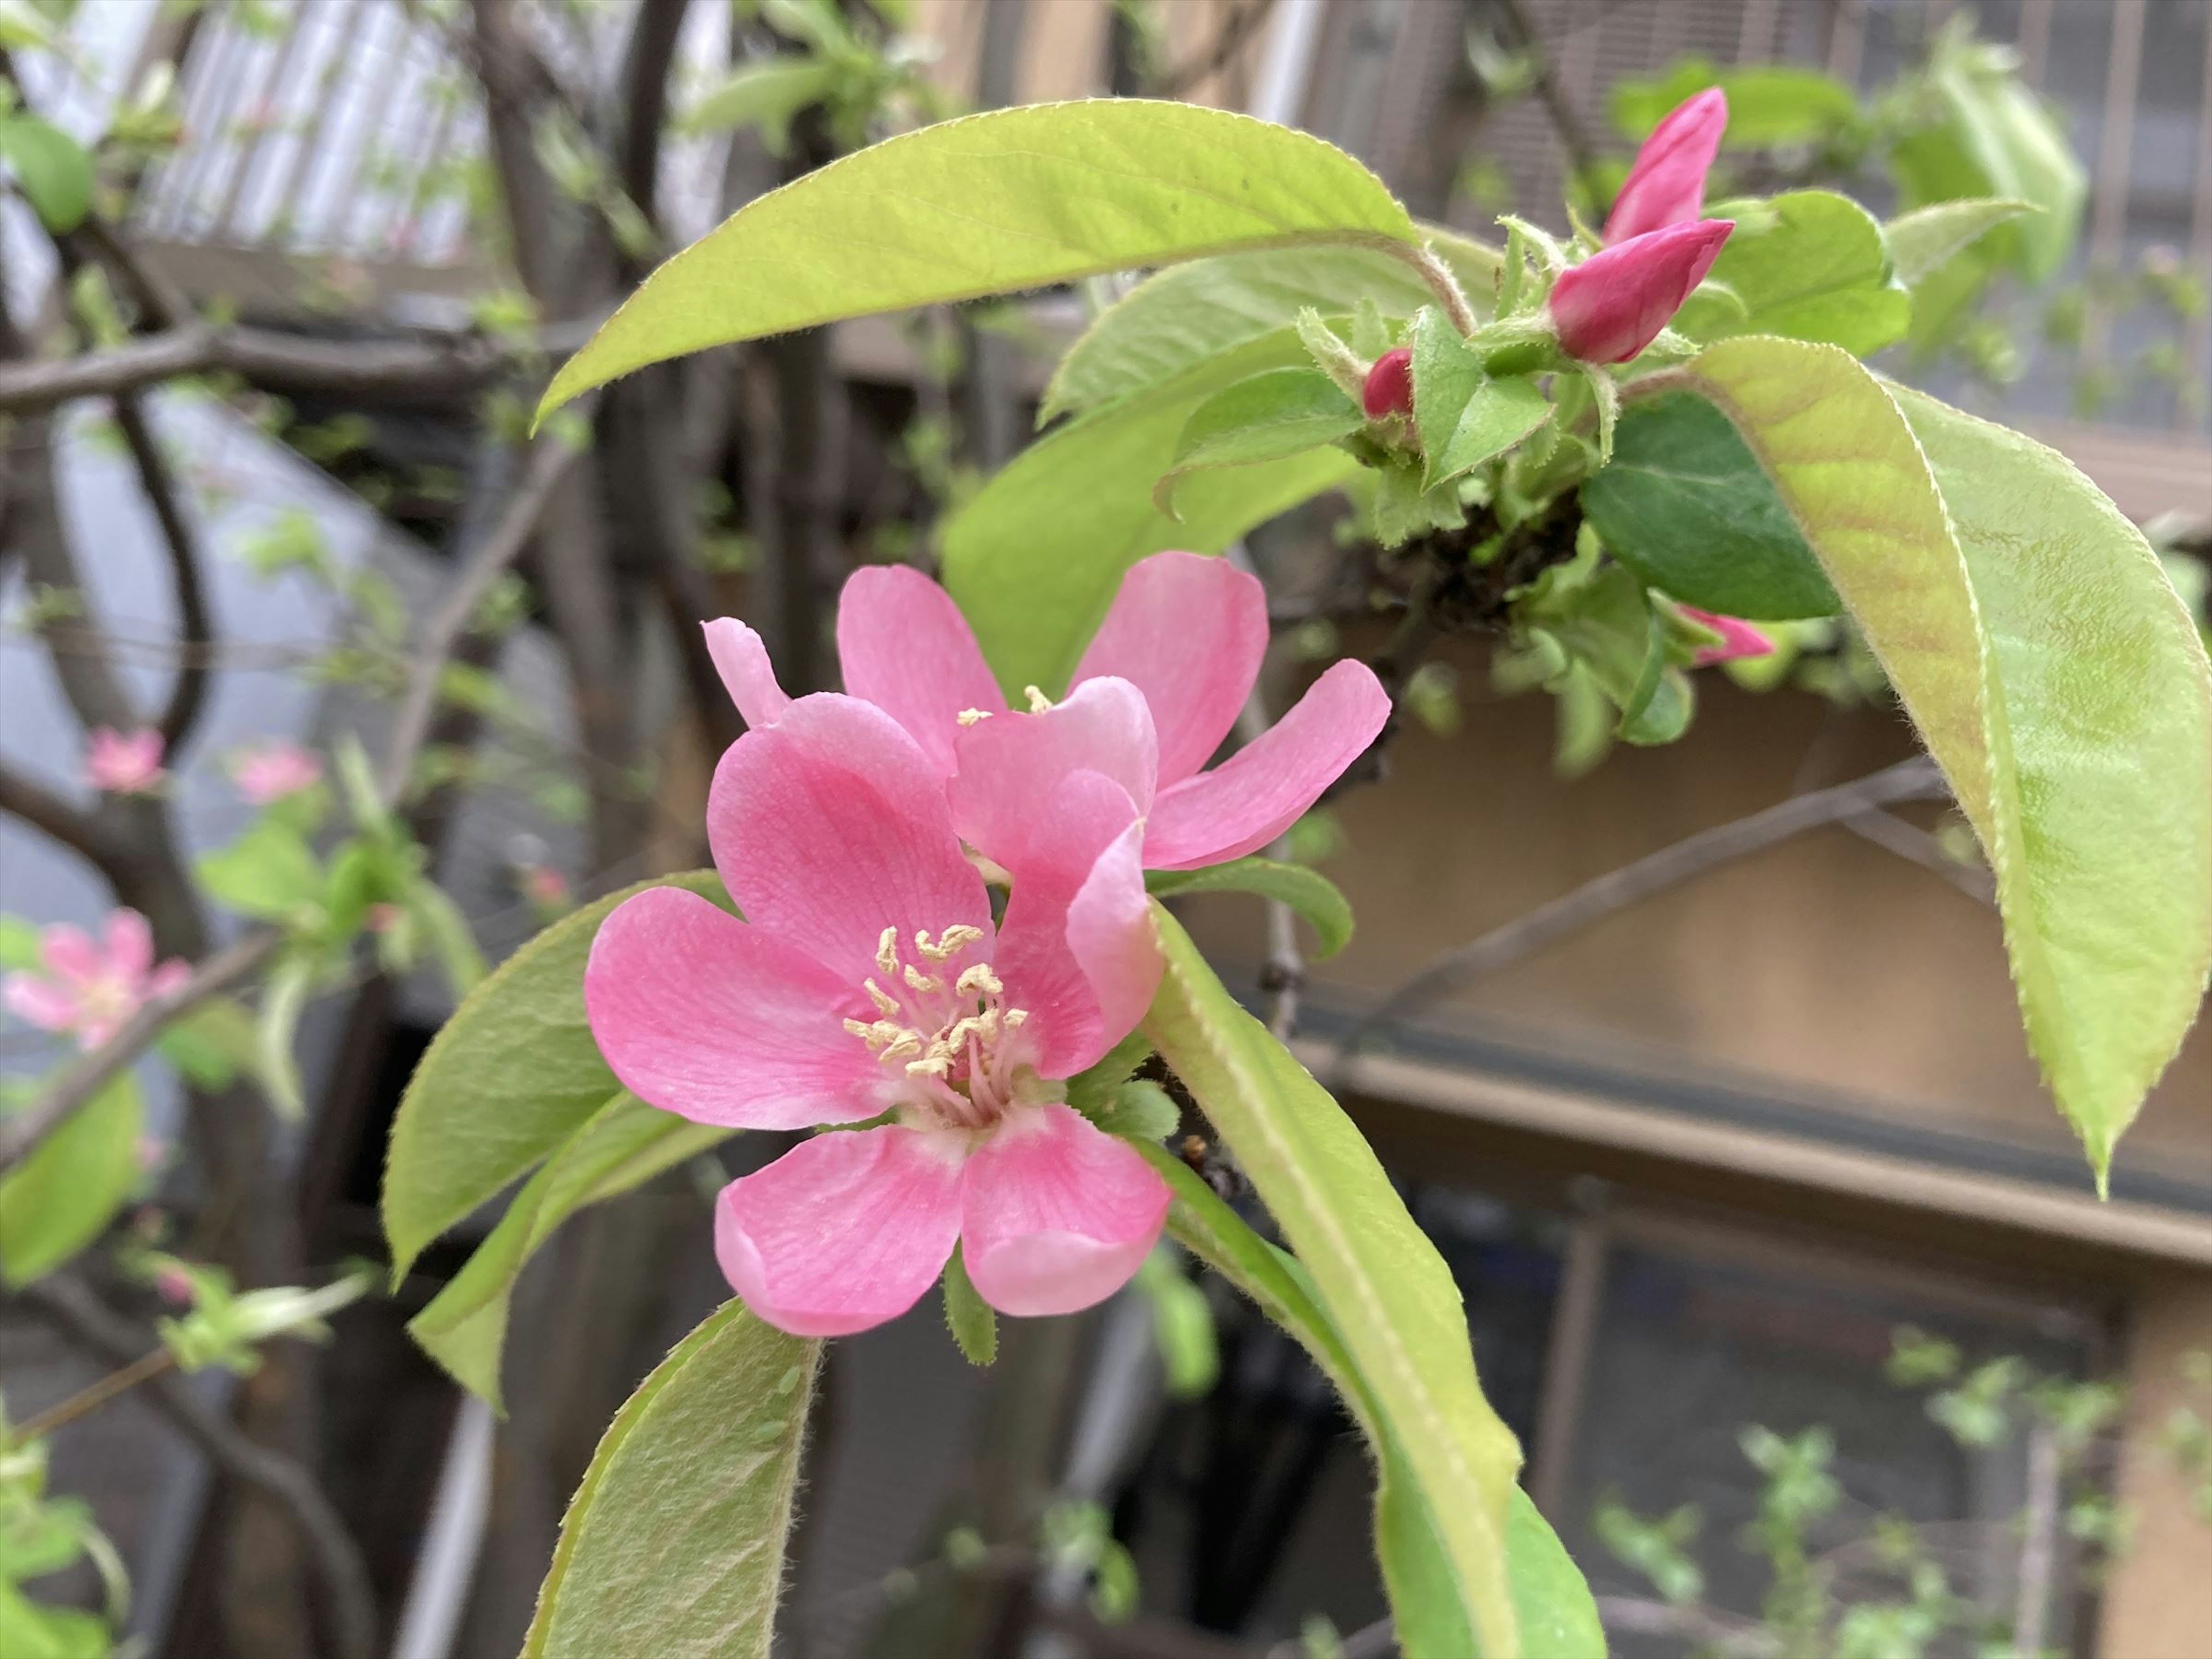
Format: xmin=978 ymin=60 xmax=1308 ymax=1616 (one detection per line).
xmin=842 ymin=925 xmax=1033 ymax=1131
xmin=75 ymin=974 xmax=138 ymax=1029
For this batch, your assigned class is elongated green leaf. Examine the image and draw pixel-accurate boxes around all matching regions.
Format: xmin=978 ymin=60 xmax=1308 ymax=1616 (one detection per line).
xmin=1580 ymin=386 xmax=1837 ymax=619
xmin=680 ymin=58 xmax=836 ymax=151
xmin=1146 ymin=856 xmax=1354 ymax=959
xmin=1142 ymin=908 xmax=1524 ymax=1657
xmin=0 ymin=116 xmax=92 ymax=233
xmin=944 ymin=330 xmax=1359 ymax=696
xmin=1685 ymin=191 xmax=1908 ymax=356
xmin=1155 ymin=368 xmax=1362 ymax=514
xmin=541 ymin=100 xmax=1418 ymax=415
xmin=1681 ymin=339 xmax=2212 ymax=1175
xmin=383 ymin=871 xmax=728 ymax=1280
xmin=1136 ymin=1143 xmax=1602 ymax=1657
xmin=940 ymin=1243 xmax=997 ymax=1366
xmin=1884 ymin=198 xmax=2032 ymax=287
xmin=409 ymin=1093 xmax=732 ymax=1408
xmin=0 ymin=1075 xmax=140 ymax=1287
xmin=1408 ymin=310 xmax=1553 ymax=490
xmin=1043 ymin=233 xmax=1499 ymax=424
xmin=521 ymin=1302 xmax=820 ymax=1659
xmin=196 ymin=820 xmax=324 ymax=923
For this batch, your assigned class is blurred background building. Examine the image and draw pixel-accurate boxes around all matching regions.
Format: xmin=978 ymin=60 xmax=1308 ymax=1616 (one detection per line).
xmin=2 ymin=1 xmax=2206 ymax=1656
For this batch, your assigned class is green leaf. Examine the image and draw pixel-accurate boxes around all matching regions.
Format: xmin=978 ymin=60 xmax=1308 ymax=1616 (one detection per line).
xmin=1519 ymin=557 xmax=1694 ymax=745
xmin=1096 ymin=1078 xmax=1180 ymax=1142
xmin=1145 ymin=855 xmax=1355 ymax=958
xmin=0 ymin=116 xmax=92 ymax=233
xmin=196 ymin=819 xmax=324 ymax=924
xmin=1135 ymin=1142 xmax=1601 ymax=1657
xmin=520 ymin=1302 xmax=820 ymax=1659
xmin=1141 ymin=908 xmax=1523 ymax=1657
xmin=408 ymin=1093 xmax=732 ymax=1408
xmin=1154 ymin=367 xmax=1362 ymax=516
xmin=1408 ymin=309 xmax=1551 ymax=490
xmin=156 ymin=995 xmax=259 ymax=1090
xmin=1580 ymin=386 xmax=1838 ymax=619
xmin=1134 ymin=1247 xmax=1218 ymax=1398
xmin=0 ymin=1581 xmax=108 ymax=1659
xmin=1042 ymin=233 xmax=1499 ymax=424
xmin=1681 ymin=338 xmax=2212 ymax=1175
xmin=256 ymin=955 xmax=314 ymax=1122
xmin=407 ymin=877 xmax=488 ymax=999
xmin=1611 ymin=59 xmax=1859 ymax=149
xmin=1065 ymin=1029 xmax=1153 ymax=1117
xmin=0 ymin=916 xmax=40 ymax=972
xmin=540 ymin=100 xmax=1419 ymax=416
xmin=382 ymin=870 xmax=728 ymax=1281
xmin=1884 ymin=198 xmax=2033 ymax=287
xmin=943 ymin=330 xmax=1359 ymax=696
xmin=940 ymin=1244 xmax=997 ymax=1366
xmin=1684 ymin=191 xmax=1908 ymax=357
xmin=680 ymin=58 xmax=836 ymax=152
xmin=1889 ymin=36 xmax=2084 ymax=285
xmin=0 ymin=1074 xmax=140 ymax=1287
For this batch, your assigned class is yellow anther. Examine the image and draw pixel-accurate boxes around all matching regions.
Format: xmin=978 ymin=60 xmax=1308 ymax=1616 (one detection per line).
xmin=917 ymin=924 xmax=984 ymax=963
xmin=1002 ymin=1007 xmax=1029 ymax=1028
xmin=905 ymin=1054 xmax=952 ymax=1079
xmin=955 ymin=963 xmax=1004 ymax=999
xmin=956 ymin=708 xmax=991 ymax=726
xmin=875 ymin=926 xmax=900 ymax=978
xmin=1023 ymin=685 xmax=1054 ymax=714
xmin=842 ymin=1017 xmax=874 ymax=1041
xmin=866 ymin=979 xmax=902 ymax=1018
xmin=903 ymin=963 xmax=943 ymax=994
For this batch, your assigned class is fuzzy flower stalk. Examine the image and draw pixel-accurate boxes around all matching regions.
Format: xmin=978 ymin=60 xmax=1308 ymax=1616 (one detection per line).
xmin=5 ymin=910 xmax=191 ymax=1049
xmin=586 ymin=694 xmax=1170 ymax=1337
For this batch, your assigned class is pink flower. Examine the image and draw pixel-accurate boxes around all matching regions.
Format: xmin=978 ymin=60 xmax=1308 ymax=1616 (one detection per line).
xmin=3 ymin=910 xmax=191 ymax=1050
xmin=154 ymin=1264 xmax=195 ymax=1306
xmin=1549 ymin=218 xmax=1734 ymax=364
xmin=1605 ymin=88 xmax=1728 ymax=244
xmin=85 ymin=727 xmax=167 ymax=795
xmin=228 ymin=740 xmax=322 ymax=804
xmin=584 ymin=694 xmax=1169 ymax=1337
xmin=521 ymin=865 xmax=571 ymax=910
xmin=1679 ymin=605 xmax=1775 ymax=666
xmin=706 ymin=552 xmax=1391 ymax=873
xmin=1362 ymin=347 xmax=1413 ymax=418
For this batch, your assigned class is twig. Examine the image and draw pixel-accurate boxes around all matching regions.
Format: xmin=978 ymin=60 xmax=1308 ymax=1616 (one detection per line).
xmin=1840 ymin=808 xmax=1994 ymax=905
xmin=1156 ymin=0 xmax=1277 ymax=96
xmin=0 ymin=321 xmax=593 ymax=416
xmin=0 ymin=930 xmax=279 ymax=1176
xmin=114 ymin=395 xmax=214 ymax=751
xmin=24 ymin=1274 xmax=380 ymax=1659
xmin=1595 ymin=1595 xmax=1779 ymax=1657
xmin=378 ymin=420 xmax=592 ymax=802
xmin=2014 ymin=1421 xmax=2059 ymax=1657
xmin=1329 ymin=756 xmax=1949 ymax=1074
xmin=7 ymin=1342 xmax=176 ymax=1445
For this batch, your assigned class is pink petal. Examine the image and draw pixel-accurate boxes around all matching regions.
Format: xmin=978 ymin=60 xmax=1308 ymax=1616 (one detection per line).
xmin=4 ymin=974 xmax=81 ymax=1033
xmin=836 ymin=565 xmax=1006 ymax=776
xmin=1072 ymin=552 xmax=1267 ymax=786
xmin=1678 ymin=605 xmax=1775 ymax=666
xmin=1605 ymin=86 xmax=1728 ymax=243
xmin=146 ymin=960 xmax=192 ymax=999
xmin=1143 ymin=659 xmax=1391 ymax=870
xmin=715 ymin=1124 xmax=966 ymax=1336
xmin=1549 ymin=219 xmax=1734 ymax=364
xmin=39 ymin=925 xmax=104 ymax=987
xmin=960 ymin=1104 xmax=1169 ymax=1317
xmin=948 ymin=677 xmax=1157 ymax=870
xmin=104 ymin=910 xmax=154 ymax=982
xmin=707 ymin=694 xmax=991 ymax=986
xmin=703 ymin=619 xmax=792 ymax=731
xmin=991 ymin=771 xmax=1158 ymax=1079
xmin=584 ymin=884 xmax=884 ymax=1130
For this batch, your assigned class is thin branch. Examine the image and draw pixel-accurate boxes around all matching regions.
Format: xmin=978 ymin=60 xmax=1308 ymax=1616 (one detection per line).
xmin=379 ymin=420 xmax=592 ymax=802
xmin=1841 ymin=808 xmax=1994 ymax=904
xmin=1594 ymin=1596 xmax=1779 ymax=1657
xmin=1329 ymin=756 xmax=1949 ymax=1074
xmin=113 ymin=396 xmax=214 ymax=751
xmin=0 ymin=760 xmax=121 ymax=876
xmin=1156 ymin=0 xmax=1278 ymax=96
xmin=24 ymin=1274 xmax=378 ymax=1659
xmin=0 ymin=930 xmax=279 ymax=1176
xmin=0 ymin=320 xmax=594 ymax=416
xmin=7 ymin=1342 xmax=175 ymax=1445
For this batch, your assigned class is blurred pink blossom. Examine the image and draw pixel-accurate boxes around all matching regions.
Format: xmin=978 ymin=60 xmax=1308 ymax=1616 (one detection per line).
xmin=86 ymin=727 xmax=168 ymax=795
xmin=229 ymin=739 xmax=323 ymax=804
xmin=3 ymin=910 xmax=191 ymax=1049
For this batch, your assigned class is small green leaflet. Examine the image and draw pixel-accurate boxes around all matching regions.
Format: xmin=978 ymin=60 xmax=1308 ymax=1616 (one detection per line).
xmin=1683 ymin=338 xmax=2211 ymax=1179
xmin=1146 ymin=855 xmax=1355 ymax=959
xmin=521 ymin=1302 xmax=819 ymax=1659
xmin=1884 ymin=198 xmax=2033 ymax=287
xmin=1154 ymin=368 xmax=1363 ymax=516
xmin=940 ymin=1244 xmax=997 ymax=1366
xmin=539 ymin=100 xmax=1419 ymax=416
xmin=1408 ymin=309 xmax=1551 ymax=490
xmin=0 ymin=1074 xmax=141 ymax=1287
xmin=1580 ymin=387 xmax=1838 ymax=620
xmin=0 ymin=116 xmax=92 ymax=233
xmin=679 ymin=59 xmax=836 ymax=152
xmin=1683 ymin=191 xmax=1908 ymax=357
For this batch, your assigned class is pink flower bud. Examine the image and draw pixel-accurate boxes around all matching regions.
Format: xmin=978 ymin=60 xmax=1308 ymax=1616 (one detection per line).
xmin=1605 ymin=88 xmax=1728 ymax=244
xmin=364 ymin=902 xmax=400 ymax=935
xmin=1679 ymin=605 xmax=1775 ymax=666
xmin=1548 ymin=219 xmax=1733 ymax=364
xmin=154 ymin=1264 xmax=195 ymax=1306
xmin=1362 ymin=347 xmax=1413 ymax=419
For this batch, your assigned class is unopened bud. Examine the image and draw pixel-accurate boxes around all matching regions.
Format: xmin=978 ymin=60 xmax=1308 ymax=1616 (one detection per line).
xmin=1549 ymin=219 xmax=1733 ymax=364
xmin=1362 ymin=347 xmax=1414 ymax=419
xmin=1605 ymin=88 xmax=1728 ymax=244
xmin=1679 ymin=605 xmax=1775 ymax=666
